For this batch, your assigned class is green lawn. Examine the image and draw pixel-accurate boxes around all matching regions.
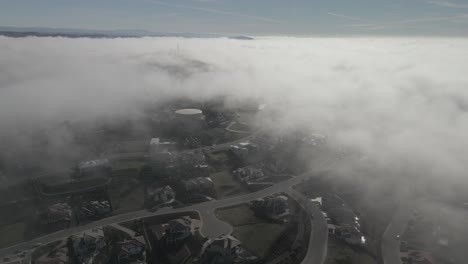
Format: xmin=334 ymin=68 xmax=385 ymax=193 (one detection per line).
xmin=210 ymin=170 xmax=248 ymax=199
xmin=216 ymin=204 xmax=263 ymax=226
xmin=216 ymin=204 xmax=287 ymax=258
xmin=0 ymin=222 xmax=26 ymax=248
xmin=109 ymin=181 xmax=145 ymax=214
xmin=232 ymin=222 xmax=286 ymax=258
xmin=325 ymin=237 xmax=376 ymax=264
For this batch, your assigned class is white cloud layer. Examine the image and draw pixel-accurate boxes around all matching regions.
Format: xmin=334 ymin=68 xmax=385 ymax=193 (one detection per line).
xmin=1 ymin=36 xmax=468 ymax=187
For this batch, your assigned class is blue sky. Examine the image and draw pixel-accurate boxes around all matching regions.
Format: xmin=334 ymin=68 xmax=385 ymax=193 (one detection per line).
xmin=1 ymin=0 xmax=468 ymax=35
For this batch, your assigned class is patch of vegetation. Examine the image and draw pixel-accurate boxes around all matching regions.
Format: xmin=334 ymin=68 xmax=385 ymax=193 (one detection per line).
xmin=109 ymin=180 xmax=144 ymax=214
xmin=216 ymin=204 xmax=287 ymax=258
xmin=210 ymin=170 xmax=248 ymax=199
xmin=325 ymin=237 xmax=376 ymax=264
xmin=232 ymin=222 xmax=286 ymax=258
xmin=0 ymin=222 xmax=26 ymax=248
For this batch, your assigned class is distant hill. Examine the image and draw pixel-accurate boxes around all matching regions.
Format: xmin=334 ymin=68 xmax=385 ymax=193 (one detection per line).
xmin=0 ymin=26 xmax=221 ymax=39
xmin=228 ymin=36 xmax=254 ymax=40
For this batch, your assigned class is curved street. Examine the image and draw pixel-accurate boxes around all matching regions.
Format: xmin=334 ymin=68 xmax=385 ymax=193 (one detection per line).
xmin=0 ymin=169 xmax=329 ymax=264
xmin=381 ymin=189 xmax=412 ymax=264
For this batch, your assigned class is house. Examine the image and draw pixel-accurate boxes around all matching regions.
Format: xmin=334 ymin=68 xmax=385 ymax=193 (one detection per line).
xmin=252 ymin=195 xmax=290 ymax=220
xmin=147 ymin=185 xmax=175 ymax=205
xmin=80 ymin=200 xmax=112 ymax=219
xmin=42 ymin=203 xmax=72 ymax=225
xmin=229 ymin=142 xmax=258 ymax=160
xmin=233 ymin=166 xmax=265 ymax=183
xmin=71 ymin=228 xmax=106 ymax=261
xmin=181 ymin=177 xmax=215 ymax=197
xmin=179 ymin=151 xmax=209 ymax=169
xmin=117 ymin=239 xmax=146 ymax=263
xmin=165 ymin=217 xmax=195 ymax=244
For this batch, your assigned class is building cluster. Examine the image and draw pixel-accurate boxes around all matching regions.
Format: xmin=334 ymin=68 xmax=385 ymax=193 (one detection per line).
xmin=144 ymin=146 xmax=215 ymax=204
xmin=148 ymin=149 xmax=210 ymax=179
xmin=33 ymin=224 xmax=148 ymax=264
xmin=146 ymin=215 xmax=256 ymax=264
xmin=229 ymin=142 xmax=259 ymax=161
xmin=178 ymin=177 xmax=216 ymax=203
xmin=312 ymin=194 xmax=366 ymax=246
xmin=77 ymin=200 xmax=112 ymax=221
xmin=40 ymin=195 xmax=113 ymax=228
xmin=147 ymin=215 xmax=203 ymax=264
xmin=251 ymin=194 xmax=291 ymax=221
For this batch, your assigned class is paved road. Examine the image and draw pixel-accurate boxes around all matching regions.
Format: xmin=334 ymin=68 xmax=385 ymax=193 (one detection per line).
xmin=0 ymin=169 xmax=329 ymax=264
xmin=289 ymin=189 xmax=328 ymax=264
xmin=0 ymin=131 xmax=334 ymax=264
xmin=381 ymin=201 xmax=411 ymax=264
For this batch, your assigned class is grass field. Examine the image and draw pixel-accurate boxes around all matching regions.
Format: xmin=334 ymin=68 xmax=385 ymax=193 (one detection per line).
xmin=0 ymin=222 xmax=25 ymax=248
xmin=325 ymin=237 xmax=376 ymax=264
xmin=216 ymin=204 xmax=287 ymax=258
xmin=109 ymin=180 xmax=145 ymax=214
xmin=210 ymin=170 xmax=248 ymax=199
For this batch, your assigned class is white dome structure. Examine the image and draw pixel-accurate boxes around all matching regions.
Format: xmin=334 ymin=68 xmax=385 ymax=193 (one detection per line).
xmin=174 ymin=108 xmax=204 ymax=134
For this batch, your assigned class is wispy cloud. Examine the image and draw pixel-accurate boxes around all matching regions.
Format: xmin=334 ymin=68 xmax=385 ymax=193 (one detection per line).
xmin=425 ymin=0 xmax=468 ymax=8
xmin=339 ymin=13 xmax=468 ymax=30
xmin=147 ymin=0 xmax=283 ymax=24
xmin=327 ymin=12 xmax=372 ymax=23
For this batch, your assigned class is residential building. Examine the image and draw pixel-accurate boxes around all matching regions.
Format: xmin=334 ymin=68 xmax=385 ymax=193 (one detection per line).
xmin=117 ymin=239 xmax=146 ymax=263
xmin=165 ymin=217 xmax=195 ymax=244
xmin=71 ymin=228 xmax=106 ymax=262
xmin=80 ymin=200 xmax=112 ymax=219
xmin=181 ymin=177 xmax=216 ymax=199
xmin=147 ymin=185 xmax=175 ymax=205
xmin=41 ymin=203 xmax=72 ymax=225
xmin=252 ymin=195 xmax=290 ymax=220
xmin=233 ymin=166 xmax=265 ymax=183
xmin=229 ymin=142 xmax=258 ymax=160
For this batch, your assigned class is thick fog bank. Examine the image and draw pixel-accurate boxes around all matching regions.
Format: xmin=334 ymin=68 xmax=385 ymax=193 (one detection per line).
xmin=1 ymin=36 xmax=468 ymax=190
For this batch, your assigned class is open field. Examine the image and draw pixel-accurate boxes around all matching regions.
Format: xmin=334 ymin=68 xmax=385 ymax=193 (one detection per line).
xmin=109 ymin=179 xmax=145 ymax=214
xmin=210 ymin=170 xmax=249 ymax=199
xmin=216 ymin=204 xmax=287 ymax=258
xmin=232 ymin=223 xmax=286 ymax=258
xmin=0 ymin=222 xmax=26 ymax=248
xmin=325 ymin=237 xmax=376 ymax=264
